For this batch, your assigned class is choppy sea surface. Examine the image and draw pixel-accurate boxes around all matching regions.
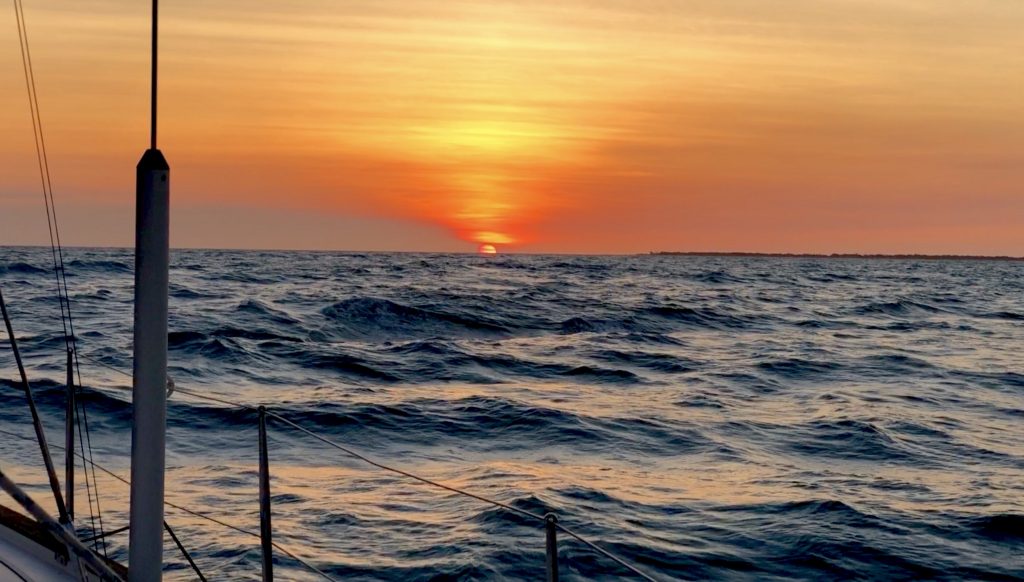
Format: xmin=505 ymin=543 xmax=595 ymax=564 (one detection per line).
xmin=1 ymin=247 xmax=1022 ymax=581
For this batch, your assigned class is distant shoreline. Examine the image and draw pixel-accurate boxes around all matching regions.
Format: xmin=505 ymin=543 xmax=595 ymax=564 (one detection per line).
xmin=649 ymin=252 xmax=1024 ymax=261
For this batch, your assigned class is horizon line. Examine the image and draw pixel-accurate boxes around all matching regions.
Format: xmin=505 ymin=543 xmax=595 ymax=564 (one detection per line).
xmin=1 ymin=244 xmax=1022 ymax=261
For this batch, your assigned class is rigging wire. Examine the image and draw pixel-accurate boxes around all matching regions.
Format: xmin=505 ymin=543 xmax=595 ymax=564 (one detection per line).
xmin=77 ymin=378 xmax=108 ymax=556
xmin=75 ymin=381 xmax=100 ymax=551
xmin=11 ymin=0 xmax=109 ymax=555
xmin=11 ymin=0 xmax=67 ymax=342
xmin=0 ymin=288 xmax=67 ymax=522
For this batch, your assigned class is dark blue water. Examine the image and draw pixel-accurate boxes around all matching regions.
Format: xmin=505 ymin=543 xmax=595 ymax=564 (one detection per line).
xmin=1 ymin=247 xmax=1022 ymax=580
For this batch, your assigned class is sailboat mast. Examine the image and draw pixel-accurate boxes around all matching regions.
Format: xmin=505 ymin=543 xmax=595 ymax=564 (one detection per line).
xmin=150 ymin=0 xmax=157 ymax=151
xmin=128 ymin=0 xmax=169 ymax=579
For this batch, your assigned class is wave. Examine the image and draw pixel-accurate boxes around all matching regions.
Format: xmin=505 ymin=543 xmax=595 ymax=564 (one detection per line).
xmin=864 ymin=320 xmax=954 ymax=332
xmin=0 ymin=378 xmax=131 ymax=426
xmin=3 ymin=247 xmax=1023 ymax=581
xmin=805 ymin=272 xmax=858 ymax=283
xmin=950 ymin=370 xmax=1024 ymax=391
xmin=561 ymin=365 xmax=641 ymax=382
xmin=642 ymin=305 xmax=754 ymax=330
xmin=168 ymin=328 xmax=302 ymax=369
xmin=380 ymin=340 xmax=645 ymax=383
xmin=78 ymin=288 xmax=114 ymax=301
xmin=757 ymin=358 xmax=841 ymax=378
xmin=965 ymin=514 xmax=1024 ymax=543
xmin=250 ymin=396 xmax=609 ymax=451
xmin=615 ymin=332 xmax=687 ymax=346
xmin=548 ymin=260 xmax=609 ymax=272
xmin=854 ymin=299 xmax=941 ymax=316
xmin=305 ymin=352 xmax=401 ymax=382
xmin=170 ymin=284 xmax=223 ymax=299
xmin=858 ymin=354 xmax=937 ymax=373
xmin=170 ymin=327 xmax=301 ymax=346
xmin=587 ymin=349 xmax=697 ymax=373
xmin=978 ymin=310 xmax=1024 ymax=321
xmin=321 ymin=297 xmax=511 ymax=339
xmin=170 ymin=395 xmax=703 ymax=455
xmin=236 ymin=298 xmax=300 ymax=325
xmin=465 ymin=353 xmax=643 ymax=384
xmin=67 ymin=258 xmax=132 ymax=273
xmin=384 ymin=339 xmax=456 ymax=357
xmin=168 ymin=332 xmax=242 ymax=361
xmin=751 ymin=498 xmax=878 ymax=524
xmin=15 ymin=333 xmax=77 ymax=353
xmin=559 ymin=317 xmax=598 ymax=334
xmin=557 ymin=316 xmax=649 ymax=335
xmin=693 ymin=270 xmax=746 ymax=284
xmin=0 ymin=262 xmax=48 ymax=275
xmin=795 ymin=318 xmax=855 ymax=329
xmin=215 ymin=271 xmax=282 ymax=284
xmin=786 ymin=419 xmax=911 ymax=462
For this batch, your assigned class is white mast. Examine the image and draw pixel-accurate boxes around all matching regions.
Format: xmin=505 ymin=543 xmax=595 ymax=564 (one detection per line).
xmin=128 ymin=0 xmax=169 ymax=578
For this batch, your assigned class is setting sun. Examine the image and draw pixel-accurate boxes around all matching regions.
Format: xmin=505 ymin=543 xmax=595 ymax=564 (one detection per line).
xmin=478 ymin=243 xmax=498 ymax=255
xmin=0 ymin=0 xmax=1021 ymax=255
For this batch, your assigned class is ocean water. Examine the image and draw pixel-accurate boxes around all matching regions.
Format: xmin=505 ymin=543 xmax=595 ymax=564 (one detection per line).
xmin=1 ymin=247 xmax=1022 ymax=581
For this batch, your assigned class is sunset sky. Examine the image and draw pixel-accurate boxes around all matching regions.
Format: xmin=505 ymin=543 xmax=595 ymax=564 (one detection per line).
xmin=2 ymin=0 xmax=1022 ymax=254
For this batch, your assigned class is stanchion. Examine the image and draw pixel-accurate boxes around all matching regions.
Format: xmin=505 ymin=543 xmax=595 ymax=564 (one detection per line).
xmin=545 ymin=513 xmax=559 ymax=582
xmin=65 ymin=348 xmax=75 ymax=522
xmin=259 ymin=406 xmax=274 ymax=581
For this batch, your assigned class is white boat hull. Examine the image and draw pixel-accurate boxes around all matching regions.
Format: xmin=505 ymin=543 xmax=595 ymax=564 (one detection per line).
xmin=0 ymin=505 xmax=124 ymax=581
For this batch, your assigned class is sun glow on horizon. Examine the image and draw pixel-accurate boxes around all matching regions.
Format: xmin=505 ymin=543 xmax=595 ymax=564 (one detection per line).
xmin=386 ymin=117 xmax=592 ymax=248
xmin=1 ymin=1 xmax=1022 ymax=253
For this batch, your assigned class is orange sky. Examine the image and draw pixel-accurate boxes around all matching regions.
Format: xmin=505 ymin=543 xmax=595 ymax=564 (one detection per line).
xmin=1 ymin=0 xmax=1022 ymax=254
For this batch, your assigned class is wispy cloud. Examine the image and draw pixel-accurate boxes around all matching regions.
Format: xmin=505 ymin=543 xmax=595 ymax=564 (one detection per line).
xmin=1 ymin=0 xmax=1021 ymax=252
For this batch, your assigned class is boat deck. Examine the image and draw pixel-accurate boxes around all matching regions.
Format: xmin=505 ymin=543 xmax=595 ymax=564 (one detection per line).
xmin=0 ymin=504 xmax=126 ymax=581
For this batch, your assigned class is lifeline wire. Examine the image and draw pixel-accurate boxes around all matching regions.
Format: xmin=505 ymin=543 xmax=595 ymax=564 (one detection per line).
xmin=74 ymin=355 xmax=661 ymax=581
